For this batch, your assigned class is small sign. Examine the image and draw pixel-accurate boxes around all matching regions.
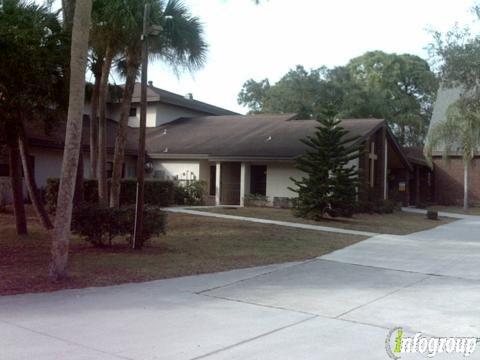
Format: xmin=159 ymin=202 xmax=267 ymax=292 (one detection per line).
xmin=399 ymin=181 xmax=406 ymax=192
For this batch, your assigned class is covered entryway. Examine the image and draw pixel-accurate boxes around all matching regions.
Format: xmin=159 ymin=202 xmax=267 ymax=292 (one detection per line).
xmin=219 ymin=162 xmax=241 ymax=205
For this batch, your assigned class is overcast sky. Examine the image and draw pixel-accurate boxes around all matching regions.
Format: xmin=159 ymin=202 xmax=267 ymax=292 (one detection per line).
xmin=44 ymin=0 xmax=479 ymax=113
xmin=149 ymin=0 xmax=479 ymax=114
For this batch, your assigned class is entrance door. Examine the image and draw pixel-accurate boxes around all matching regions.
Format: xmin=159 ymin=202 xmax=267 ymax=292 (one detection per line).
xmin=220 ymin=162 xmax=241 ymax=205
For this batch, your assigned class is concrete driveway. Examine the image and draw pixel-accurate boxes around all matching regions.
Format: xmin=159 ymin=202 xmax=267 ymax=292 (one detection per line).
xmin=2 ymin=215 xmax=480 ymax=359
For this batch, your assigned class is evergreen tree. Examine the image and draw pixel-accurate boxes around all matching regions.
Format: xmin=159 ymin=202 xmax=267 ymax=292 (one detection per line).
xmin=290 ymin=107 xmax=360 ymax=219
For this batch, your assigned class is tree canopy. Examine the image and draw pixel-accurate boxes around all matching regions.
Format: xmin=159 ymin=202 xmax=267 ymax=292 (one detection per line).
xmin=238 ymin=51 xmax=438 ymax=146
xmin=0 ymin=0 xmax=68 ymax=132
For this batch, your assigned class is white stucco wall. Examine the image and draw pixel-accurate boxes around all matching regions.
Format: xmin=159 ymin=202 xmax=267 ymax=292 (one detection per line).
xmin=128 ymin=105 xmax=157 ymax=127
xmin=151 ymin=160 xmax=200 ymax=181
xmin=126 ymin=103 xmax=208 ymax=128
xmin=265 ymin=162 xmax=304 ymax=200
xmin=30 ymin=148 xmax=64 ymax=187
xmin=155 ymin=103 xmax=206 ymax=126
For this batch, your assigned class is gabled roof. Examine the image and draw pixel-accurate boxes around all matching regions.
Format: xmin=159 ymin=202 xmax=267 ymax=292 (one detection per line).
xmin=128 ymin=83 xmax=239 ymax=116
xmin=403 ymin=147 xmax=429 ymax=167
xmin=145 ymin=115 xmax=386 ymax=160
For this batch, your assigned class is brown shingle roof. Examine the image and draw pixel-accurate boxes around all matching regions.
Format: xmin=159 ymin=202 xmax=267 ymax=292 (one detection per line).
xmin=24 ymin=114 xmax=388 ymax=160
xmin=127 ymin=83 xmax=239 ymax=116
xmin=146 ymin=115 xmax=385 ymax=159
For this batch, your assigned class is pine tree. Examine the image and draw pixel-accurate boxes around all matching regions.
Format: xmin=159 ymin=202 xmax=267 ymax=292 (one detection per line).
xmin=290 ymin=107 xmax=360 ymax=219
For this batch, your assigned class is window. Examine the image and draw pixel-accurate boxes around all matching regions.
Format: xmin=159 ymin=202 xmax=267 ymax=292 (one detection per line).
xmin=209 ymin=165 xmax=216 ymax=196
xmin=0 ymin=163 xmax=9 ymax=177
xmin=250 ymin=165 xmax=267 ymax=196
xmin=129 ymin=107 xmax=137 ymax=117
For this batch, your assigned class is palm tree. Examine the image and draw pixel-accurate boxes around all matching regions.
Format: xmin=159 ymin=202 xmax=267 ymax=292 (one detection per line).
xmin=87 ymin=52 xmax=103 ymax=179
xmin=50 ymin=0 xmax=93 ymax=280
xmin=109 ymin=0 xmax=207 ymax=208
xmin=424 ymin=95 xmax=480 ymax=210
xmin=89 ymin=0 xmax=128 ymax=205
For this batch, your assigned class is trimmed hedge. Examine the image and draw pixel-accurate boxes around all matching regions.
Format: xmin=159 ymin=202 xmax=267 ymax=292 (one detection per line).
xmin=354 ymin=199 xmax=398 ymax=214
xmin=45 ymin=178 xmax=175 ymax=213
xmin=72 ymin=204 xmax=167 ymax=248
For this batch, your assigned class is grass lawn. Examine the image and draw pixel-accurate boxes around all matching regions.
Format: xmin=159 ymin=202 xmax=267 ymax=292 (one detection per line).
xmin=0 ymin=206 xmax=365 ymax=296
xmin=427 ymin=205 xmax=480 ymax=216
xmin=191 ymin=207 xmax=453 ymax=235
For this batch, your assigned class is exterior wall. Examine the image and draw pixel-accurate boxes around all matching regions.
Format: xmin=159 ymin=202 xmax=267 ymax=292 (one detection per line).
xmin=126 ymin=103 xmax=209 ymax=128
xmin=265 ymin=162 xmax=304 ymax=201
xmin=151 ymin=159 xmax=200 ymax=181
xmin=199 ymin=160 xmax=210 ymax=183
xmin=29 ymin=147 xmax=64 ymax=187
xmin=127 ymin=105 xmax=157 ymax=127
xmin=433 ymin=156 xmax=480 ymax=205
xmin=124 ymin=156 xmax=137 ymax=178
xmin=156 ymin=103 xmax=207 ymax=127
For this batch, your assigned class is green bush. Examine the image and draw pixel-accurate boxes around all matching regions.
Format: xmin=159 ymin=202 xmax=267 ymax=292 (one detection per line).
xmin=244 ymin=193 xmax=269 ymax=207
xmin=45 ymin=178 xmax=175 ymax=213
xmin=354 ymin=199 xmax=398 ymax=214
xmin=119 ymin=179 xmax=175 ymax=206
xmin=174 ymin=180 xmax=206 ymax=206
xmin=71 ymin=204 xmax=167 ymax=248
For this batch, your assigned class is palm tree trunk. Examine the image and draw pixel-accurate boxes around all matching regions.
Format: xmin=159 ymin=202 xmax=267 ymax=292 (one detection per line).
xmin=97 ymin=45 xmax=114 ymax=207
xmin=74 ymin=146 xmax=85 ymax=204
xmin=50 ymin=0 xmax=92 ymax=281
xmin=18 ymin=129 xmax=53 ymax=230
xmin=464 ymin=161 xmax=469 ymax=210
xmin=8 ymin=139 xmax=27 ymax=235
xmin=61 ymin=0 xmax=76 ymax=33
xmin=89 ymin=72 xmax=101 ymax=179
xmin=110 ymin=57 xmax=139 ymax=208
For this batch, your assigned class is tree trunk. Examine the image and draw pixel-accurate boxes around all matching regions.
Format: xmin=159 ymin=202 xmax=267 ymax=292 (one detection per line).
xmin=89 ymin=72 xmax=101 ymax=179
xmin=18 ymin=130 xmax=53 ymax=230
xmin=97 ymin=45 xmax=114 ymax=207
xmin=73 ymin=147 xmax=85 ymax=205
xmin=464 ymin=161 xmax=469 ymax=210
xmin=8 ymin=139 xmax=27 ymax=235
xmin=110 ymin=57 xmax=139 ymax=208
xmin=50 ymin=0 xmax=92 ymax=281
xmin=61 ymin=0 xmax=77 ymax=33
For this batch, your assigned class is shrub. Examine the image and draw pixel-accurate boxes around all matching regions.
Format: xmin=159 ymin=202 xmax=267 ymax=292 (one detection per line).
xmin=427 ymin=210 xmax=438 ymax=220
xmin=354 ymin=199 xmax=398 ymax=214
xmin=119 ymin=179 xmax=175 ymax=206
xmin=71 ymin=204 xmax=167 ymax=248
xmin=45 ymin=178 xmax=175 ymax=213
xmin=244 ymin=193 xmax=269 ymax=207
xmin=174 ymin=180 xmax=206 ymax=206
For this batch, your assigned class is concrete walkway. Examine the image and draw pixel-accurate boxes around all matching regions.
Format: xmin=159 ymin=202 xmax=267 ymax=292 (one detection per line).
xmin=2 ymin=215 xmax=480 ymax=359
xmin=164 ymin=207 xmax=380 ymax=237
xmin=402 ymin=206 xmax=480 ymax=219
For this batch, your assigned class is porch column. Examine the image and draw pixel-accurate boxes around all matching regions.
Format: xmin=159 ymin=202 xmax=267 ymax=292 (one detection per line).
xmin=384 ymin=138 xmax=388 ymax=200
xmin=239 ymin=162 xmax=250 ymax=207
xmin=215 ymin=162 xmax=221 ymax=206
xmin=240 ymin=163 xmax=245 ymax=207
xmin=415 ymin=166 xmax=420 ymax=207
xmin=405 ymin=170 xmax=411 ymax=206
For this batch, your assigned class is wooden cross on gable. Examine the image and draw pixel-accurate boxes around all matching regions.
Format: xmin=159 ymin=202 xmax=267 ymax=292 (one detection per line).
xmin=369 ymin=142 xmax=378 ymax=188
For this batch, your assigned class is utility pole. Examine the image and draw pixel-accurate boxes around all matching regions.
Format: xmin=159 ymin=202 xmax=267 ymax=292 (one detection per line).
xmin=133 ymin=3 xmax=150 ymax=249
